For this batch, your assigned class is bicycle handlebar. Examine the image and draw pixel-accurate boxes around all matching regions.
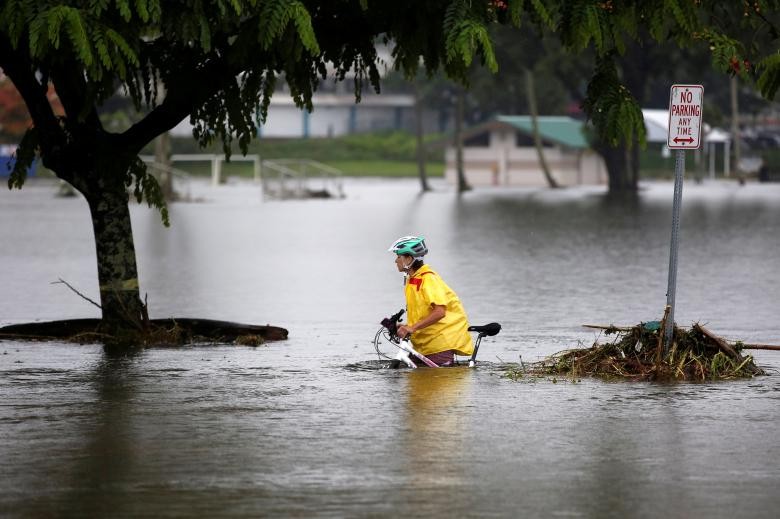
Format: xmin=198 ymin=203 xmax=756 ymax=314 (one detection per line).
xmin=380 ymin=308 xmax=406 ymax=339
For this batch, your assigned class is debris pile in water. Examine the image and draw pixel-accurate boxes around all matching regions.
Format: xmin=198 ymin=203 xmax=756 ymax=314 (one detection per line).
xmin=518 ymin=321 xmax=765 ymax=381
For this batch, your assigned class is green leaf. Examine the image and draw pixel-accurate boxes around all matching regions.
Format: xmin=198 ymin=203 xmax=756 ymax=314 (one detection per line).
xmin=93 ymin=27 xmax=113 ymax=69
xmin=47 ymin=7 xmax=68 ymax=49
xmin=62 ymin=7 xmax=94 ymax=66
xmin=475 ymin=24 xmax=498 ymax=72
xmin=757 ymin=52 xmax=780 ymax=99
xmin=105 ymin=28 xmax=139 ymax=66
xmin=128 ymin=158 xmax=169 ymax=226
xmin=134 ymin=0 xmax=150 ymax=22
xmin=28 ymin=13 xmax=45 ymax=57
xmin=529 ymin=0 xmax=553 ymax=28
xmin=663 ymin=0 xmax=697 ymax=35
xmin=115 ymin=0 xmax=132 ymax=21
xmin=290 ymin=2 xmax=320 ymax=55
xmin=7 ymin=128 xmax=39 ymax=190
xmin=444 ymin=2 xmax=497 ymax=74
xmin=585 ymin=5 xmax=603 ymax=53
xmin=507 ymin=0 xmax=523 ymax=27
xmin=583 ymin=56 xmax=646 ymax=147
xmin=199 ymin=16 xmax=212 ymax=51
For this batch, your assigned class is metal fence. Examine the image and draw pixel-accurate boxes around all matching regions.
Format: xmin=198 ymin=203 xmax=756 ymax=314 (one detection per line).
xmin=260 ymin=159 xmax=344 ymax=200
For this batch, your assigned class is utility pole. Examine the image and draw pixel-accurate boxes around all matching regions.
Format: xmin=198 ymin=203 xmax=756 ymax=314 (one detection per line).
xmin=730 ymin=76 xmax=745 ymax=185
xmin=454 ymin=88 xmax=470 ymax=193
xmin=413 ymin=81 xmax=430 ymax=192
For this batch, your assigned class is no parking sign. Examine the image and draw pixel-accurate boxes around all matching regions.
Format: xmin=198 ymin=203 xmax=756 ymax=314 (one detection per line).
xmin=667 ymin=84 xmax=703 ymax=149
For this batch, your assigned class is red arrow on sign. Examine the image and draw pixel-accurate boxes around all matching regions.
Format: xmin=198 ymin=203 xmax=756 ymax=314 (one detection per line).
xmin=673 ymin=137 xmax=694 ymax=144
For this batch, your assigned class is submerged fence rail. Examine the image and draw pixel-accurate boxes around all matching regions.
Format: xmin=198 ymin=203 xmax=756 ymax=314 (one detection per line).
xmin=139 ymin=157 xmax=194 ymax=200
xmin=138 ymin=154 xmax=342 ymax=200
xmin=140 ymin=154 xmax=261 ymax=186
xmin=261 ymin=159 xmax=344 ymax=200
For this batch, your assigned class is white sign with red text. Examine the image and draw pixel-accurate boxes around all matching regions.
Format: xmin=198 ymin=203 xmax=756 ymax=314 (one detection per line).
xmin=667 ymin=84 xmax=703 ymax=149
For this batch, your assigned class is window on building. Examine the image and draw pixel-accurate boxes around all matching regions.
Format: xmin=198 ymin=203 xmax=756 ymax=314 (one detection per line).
xmin=464 ymin=132 xmax=490 ymax=147
xmin=515 ymin=131 xmax=553 ymax=147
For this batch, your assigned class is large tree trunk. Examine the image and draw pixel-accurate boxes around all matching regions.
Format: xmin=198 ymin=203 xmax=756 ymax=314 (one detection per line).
xmin=525 ymin=68 xmax=559 ymax=188
xmin=595 ymin=140 xmax=636 ymax=192
xmin=413 ymin=82 xmax=431 ymax=192
xmin=628 ymin=142 xmax=640 ymax=189
xmin=83 ymin=179 xmax=145 ymax=330
xmin=595 ymin=40 xmax=655 ymax=195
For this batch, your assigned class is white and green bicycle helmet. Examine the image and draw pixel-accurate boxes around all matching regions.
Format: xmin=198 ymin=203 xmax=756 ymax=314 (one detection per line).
xmin=388 ymin=235 xmax=428 ymax=258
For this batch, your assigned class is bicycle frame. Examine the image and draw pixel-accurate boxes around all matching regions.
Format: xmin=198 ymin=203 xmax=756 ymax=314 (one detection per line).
xmin=375 ymin=309 xmax=501 ymax=369
xmin=393 ymin=341 xmax=439 ymax=368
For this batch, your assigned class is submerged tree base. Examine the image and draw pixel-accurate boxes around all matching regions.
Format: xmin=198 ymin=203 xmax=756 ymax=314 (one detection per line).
xmin=0 ymin=318 xmax=288 ymax=348
xmin=516 ymin=322 xmax=765 ymax=382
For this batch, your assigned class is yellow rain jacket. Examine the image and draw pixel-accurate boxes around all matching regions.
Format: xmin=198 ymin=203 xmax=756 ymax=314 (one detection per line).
xmin=405 ymin=264 xmax=474 ymax=357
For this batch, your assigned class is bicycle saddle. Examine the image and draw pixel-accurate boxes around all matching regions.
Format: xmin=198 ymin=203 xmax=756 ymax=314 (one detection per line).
xmin=468 ymin=322 xmax=501 ymax=336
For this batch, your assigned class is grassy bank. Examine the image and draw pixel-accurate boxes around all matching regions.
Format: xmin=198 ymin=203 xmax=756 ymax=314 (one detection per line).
xmin=161 ymin=131 xmax=445 ymax=178
xmin=149 ymin=131 xmax=780 ymax=180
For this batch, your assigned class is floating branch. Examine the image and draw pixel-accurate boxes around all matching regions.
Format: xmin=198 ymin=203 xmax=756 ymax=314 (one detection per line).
xmin=582 ymin=324 xmax=632 ymax=331
xmin=741 ymin=343 xmax=780 ymax=351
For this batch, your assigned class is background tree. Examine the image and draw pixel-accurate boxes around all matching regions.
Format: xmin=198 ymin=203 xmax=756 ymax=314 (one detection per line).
xmin=464 ymin=25 xmax=570 ymax=188
xmin=473 ymin=2 xmax=780 ymax=193
xmin=1 ymin=0 xmax=779 ymax=337
xmin=0 ymin=0 xmax=507 ymax=334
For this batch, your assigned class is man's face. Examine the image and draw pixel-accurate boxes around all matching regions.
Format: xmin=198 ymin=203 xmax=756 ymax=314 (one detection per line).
xmin=395 ymin=254 xmax=412 ymax=272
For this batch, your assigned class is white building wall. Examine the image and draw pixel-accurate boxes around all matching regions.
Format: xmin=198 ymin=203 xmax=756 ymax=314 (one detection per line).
xmin=260 ymin=105 xmax=304 ymax=137
xmin=170 ymin=92 xmax=449 ymax=139
xmin=445 ymin=129 xmax=607 ymax=187
xmin=308 ymin=106 xmax=350 ymax=137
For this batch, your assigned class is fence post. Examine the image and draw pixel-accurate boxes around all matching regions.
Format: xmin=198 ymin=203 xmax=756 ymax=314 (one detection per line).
xmin=211 ymin=155 xmax=222 ymax=187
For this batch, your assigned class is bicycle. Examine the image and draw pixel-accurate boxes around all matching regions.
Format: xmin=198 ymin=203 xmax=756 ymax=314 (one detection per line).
xmin=373 ymin=309 xmax=501 ymax=368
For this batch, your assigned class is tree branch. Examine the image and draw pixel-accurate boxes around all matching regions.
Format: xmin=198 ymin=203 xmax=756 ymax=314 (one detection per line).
xmin=119 ymin=51 xmax=241 ymax=153
xmin=0 ymin=34 xmax=61 ymax=136
xmin=52 ymin=278 xmax=102 ymax=310
xmin=119 ymin=87 xmax=196 ymax=153
xmin=118 ymin=12 xmax=277 ymax=154
xmin=48 ymin=58 xmax=103 ymax=132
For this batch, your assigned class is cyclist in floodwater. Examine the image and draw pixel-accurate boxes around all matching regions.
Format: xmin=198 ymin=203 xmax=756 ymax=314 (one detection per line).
xmin=389 ymin=235 xmax=474 ymax=366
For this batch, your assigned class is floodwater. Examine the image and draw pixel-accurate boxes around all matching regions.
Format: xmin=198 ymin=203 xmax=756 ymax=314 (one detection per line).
xmin=1 ymin=177 xmax=779 ymax=518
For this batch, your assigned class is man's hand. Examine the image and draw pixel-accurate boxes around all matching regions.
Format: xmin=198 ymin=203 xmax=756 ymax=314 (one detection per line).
xmin=396 ymin=305 xmax=445 ymax=339
xmin=396 ymin=324 xmax=414 ymax=339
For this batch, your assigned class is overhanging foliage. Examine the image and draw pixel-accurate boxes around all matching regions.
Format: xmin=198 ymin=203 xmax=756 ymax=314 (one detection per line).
xmin=0 ymin=0 xmax=778 ymax=222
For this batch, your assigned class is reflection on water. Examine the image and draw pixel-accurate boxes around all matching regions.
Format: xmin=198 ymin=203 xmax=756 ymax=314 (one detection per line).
xmin=62 ymin=356 xmax=138 ymax=517
xmin=402 ymin=369 xmax=473 ymax=512
xmin=1 ymin=178 xmax=780 ymax=517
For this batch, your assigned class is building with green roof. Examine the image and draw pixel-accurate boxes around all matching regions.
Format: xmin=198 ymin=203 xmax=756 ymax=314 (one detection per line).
xmin=444 ymin=115 xmax=606 ymax=187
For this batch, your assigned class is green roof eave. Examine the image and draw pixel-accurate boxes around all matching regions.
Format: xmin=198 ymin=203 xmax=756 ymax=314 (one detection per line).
xmin=496 ymin=115 xmax=589 ymax=149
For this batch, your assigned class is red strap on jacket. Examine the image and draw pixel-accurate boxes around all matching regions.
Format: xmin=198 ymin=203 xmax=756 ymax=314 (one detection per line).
xmin=408 ymin=271 xmax=434 ymax=291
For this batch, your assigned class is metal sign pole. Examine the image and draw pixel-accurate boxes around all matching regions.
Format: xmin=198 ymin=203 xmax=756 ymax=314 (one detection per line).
xmin=664 ymin=149 xmax=686 ymax=347
xmin=664 ymin=84 xmax=702 ymax=350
